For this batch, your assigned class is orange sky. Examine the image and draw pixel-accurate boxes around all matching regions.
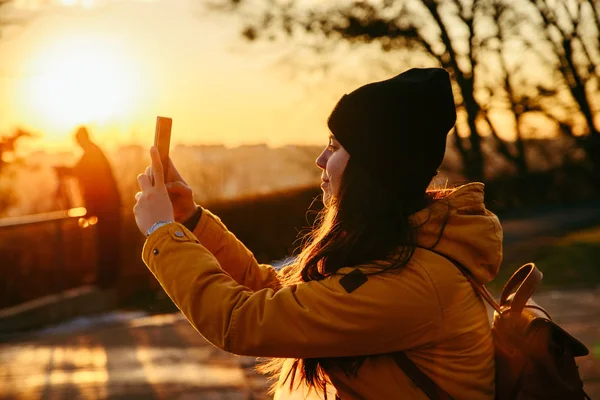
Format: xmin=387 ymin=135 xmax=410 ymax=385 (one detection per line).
xmin=0 ymin=0 xmax=550 ymax=153
xmin=0 ymin=0 xmax=353 ymax=151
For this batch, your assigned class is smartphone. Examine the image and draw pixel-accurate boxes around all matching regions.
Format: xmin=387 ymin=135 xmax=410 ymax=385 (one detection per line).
xmin=153 ymin=116 xmax=172 ymax=184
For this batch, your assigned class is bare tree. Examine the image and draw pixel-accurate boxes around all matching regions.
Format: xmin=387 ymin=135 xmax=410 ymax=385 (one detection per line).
xmin=480 ymin=0 xmax=531 ymax=176
xmin=0 ymin=0 xmax=24 ymax=217
xmin=209 ymin=0 xmax=537 ymax=182
xmin=0 ymin=129 xmax=33 ymax=173
xmin=522 ymin=0 xmax=600 ymax=177
xmin=0 ymin=129 xmax=33 ymax=216
xmin=0 ymin=0 xmax=17 ymax=38
xmin=211 ymin=0 xmax=600 ymax=185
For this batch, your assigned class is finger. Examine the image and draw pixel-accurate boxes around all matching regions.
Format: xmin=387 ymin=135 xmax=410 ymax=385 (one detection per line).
xmin=166 ymin=181 xmax=186 ymax=188
xmin=137 ymin=173 xmax=152 ymax=192
xmin=167 ymin=158 xmax=185 ymax=183
xmin=135 ymin=191 xmax=143 ymax=201
xmin=150 ymin=147 xmax=165 ymax=186
xmin=145 ymin=165 xmax=153 ymax=184
xmin=166 ymin=181 xmax=189 ymax=194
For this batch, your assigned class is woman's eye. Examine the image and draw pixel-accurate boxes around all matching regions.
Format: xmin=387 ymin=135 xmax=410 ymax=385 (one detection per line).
xmin=328 ymin=144 xmax=336 ymax=152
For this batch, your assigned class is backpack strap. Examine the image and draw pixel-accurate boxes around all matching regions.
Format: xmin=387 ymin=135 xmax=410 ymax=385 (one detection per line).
xmin=427 ymin=250 xmax=502 ymax=313
xmin=428 ymin=251 xmax=542 ymax=317
xmin=391 ymin=352 xmax=455 ymax=400
xmin=499 ymin=262 xmax=543 ymax=316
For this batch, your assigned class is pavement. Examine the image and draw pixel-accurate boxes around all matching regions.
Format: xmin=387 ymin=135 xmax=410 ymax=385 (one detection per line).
xmin=499 ymin=202 xmax=600 ymax=267
xmin=0 ymin=312 xmax=271 ymax=400
xmin=499 ymin=202 xmax=600 ymax=246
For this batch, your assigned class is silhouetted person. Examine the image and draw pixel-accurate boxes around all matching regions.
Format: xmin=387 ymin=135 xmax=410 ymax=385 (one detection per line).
xmin=55 ymin=126 xmax=122 ymax=289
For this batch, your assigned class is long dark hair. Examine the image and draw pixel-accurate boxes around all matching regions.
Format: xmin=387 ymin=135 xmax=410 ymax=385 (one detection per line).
xmin=259 ymin=156 xmax=454 ymax=397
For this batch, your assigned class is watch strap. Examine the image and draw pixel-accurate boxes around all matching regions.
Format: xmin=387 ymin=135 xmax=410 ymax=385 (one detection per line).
xmin=146 ymin=220 xmax=174 ymax=236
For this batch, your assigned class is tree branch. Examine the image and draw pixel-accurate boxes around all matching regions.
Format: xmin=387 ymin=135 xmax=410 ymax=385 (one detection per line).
xmin=586 ymin=0 xmax=600 ymax=50
xmin=421 ymin=0 xmax=464 ymax=80
xmin=452 ymin=127 xmax=468 ymax=164
xmin=483 ymin=110 xmax=516 ymax=163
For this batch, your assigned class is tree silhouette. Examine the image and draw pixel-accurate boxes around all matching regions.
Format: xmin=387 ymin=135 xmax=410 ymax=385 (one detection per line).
xmin=0 ymin=0 xmax=16 ymax=39
xmin=210 ymin=0 xmax=600 ymax=183
xmin=209 ymin=0 xmax=510 ymax=180
xmin=0 ymin=129 xmax=32 ymax=216
xmin=0 ymin=129 xmax=32 ymax=173
xmin=522 ymin=0 xmax=600 ymax=182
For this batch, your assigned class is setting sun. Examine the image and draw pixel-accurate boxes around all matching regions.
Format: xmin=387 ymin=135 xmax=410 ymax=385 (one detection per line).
xmin=22 ymin=33 xmax=142 ymax=135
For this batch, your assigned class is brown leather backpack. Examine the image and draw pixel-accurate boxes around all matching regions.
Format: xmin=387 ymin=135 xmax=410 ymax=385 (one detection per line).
xmin=393 ymin=261 xmax=591 ymax=400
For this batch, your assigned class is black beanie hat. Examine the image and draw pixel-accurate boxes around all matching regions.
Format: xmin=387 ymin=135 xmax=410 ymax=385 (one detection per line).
xmin=327 ymin=67 xmax=456 ymax=212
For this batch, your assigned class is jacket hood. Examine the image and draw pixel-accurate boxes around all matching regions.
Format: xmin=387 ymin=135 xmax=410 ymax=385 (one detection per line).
xmin=411 ymin=183 xmax=503 ymax=284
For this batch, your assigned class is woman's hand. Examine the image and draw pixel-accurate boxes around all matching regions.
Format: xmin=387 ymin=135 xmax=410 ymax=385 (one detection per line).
xmin=134 ymin=147 xmax=175 ymax=235
xmin=142 ymin=157 xmax=197 ymax=224
xmin=165 ymin=158 xmax=198 ymax=223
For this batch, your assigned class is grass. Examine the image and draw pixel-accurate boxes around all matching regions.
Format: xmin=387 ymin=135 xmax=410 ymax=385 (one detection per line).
xmin=490 ymin=225 xmax=600 ymax=293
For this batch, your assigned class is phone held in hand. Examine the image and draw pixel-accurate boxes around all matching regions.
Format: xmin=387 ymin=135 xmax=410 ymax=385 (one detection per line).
xmin=153 ymin=116 xmax=172 ymax=185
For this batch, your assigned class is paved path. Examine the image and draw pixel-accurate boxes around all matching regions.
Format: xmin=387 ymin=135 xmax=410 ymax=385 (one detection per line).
xmin=0 ymin=313 xmax=270 ymax=400
xmin=500 ymin=202 xmax=600 ymax=267
xmin=500 ymin=203 xmax=600 ymax=246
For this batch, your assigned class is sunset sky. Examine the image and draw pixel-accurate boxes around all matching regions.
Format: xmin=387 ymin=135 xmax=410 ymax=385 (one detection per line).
xmin=0 ymin=0 xmax=558 ymax=154
xmin=0 ymin=0 xmax=357 ymax=151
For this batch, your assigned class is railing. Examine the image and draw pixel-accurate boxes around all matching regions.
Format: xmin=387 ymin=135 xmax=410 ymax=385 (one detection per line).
xmin=0 ymin=207 xmax=87 ymax=228
xmin=0 ymin=184 xmax=323 ymax=309
xmin=0 ymin=208 xmax=98 ymax=308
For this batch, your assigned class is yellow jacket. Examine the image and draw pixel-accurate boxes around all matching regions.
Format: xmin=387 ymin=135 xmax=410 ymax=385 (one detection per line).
xmin=142 ymin=183 xmax=502 ymax=399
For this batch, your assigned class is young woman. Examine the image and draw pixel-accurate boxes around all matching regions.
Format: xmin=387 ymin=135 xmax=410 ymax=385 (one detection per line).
xmin=133 ymin=68 xmax=502 ymax=399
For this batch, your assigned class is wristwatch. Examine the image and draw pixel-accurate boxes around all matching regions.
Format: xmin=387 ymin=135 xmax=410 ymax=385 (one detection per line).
xmin=146 ymin=220 xmax=175 ymax=236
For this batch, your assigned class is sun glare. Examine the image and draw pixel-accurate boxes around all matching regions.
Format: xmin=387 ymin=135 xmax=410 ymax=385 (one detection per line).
xmin=23 ymin=34 xmax=141 ymax=135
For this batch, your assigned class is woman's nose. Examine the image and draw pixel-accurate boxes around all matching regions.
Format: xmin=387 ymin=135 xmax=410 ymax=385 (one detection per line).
xmin=316 ymin=149 xmax=328 ymax=170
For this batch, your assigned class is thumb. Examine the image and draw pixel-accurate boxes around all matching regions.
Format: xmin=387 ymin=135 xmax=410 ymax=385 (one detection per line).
xmin=166 ymin=181 xmax=191 ymax=195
